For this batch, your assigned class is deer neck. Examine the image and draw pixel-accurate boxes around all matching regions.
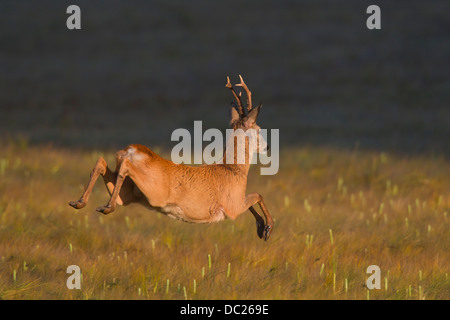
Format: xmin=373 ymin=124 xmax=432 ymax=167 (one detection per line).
xmin=220 ymin=131 xmax=255 ymax=177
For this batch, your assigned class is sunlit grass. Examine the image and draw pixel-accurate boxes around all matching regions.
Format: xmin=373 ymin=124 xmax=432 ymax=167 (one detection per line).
xmin=0 ymin=142 xmax=448 ymax=299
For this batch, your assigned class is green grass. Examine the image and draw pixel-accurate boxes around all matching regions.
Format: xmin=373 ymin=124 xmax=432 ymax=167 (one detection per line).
xmin=0 ymin=142 xmax=448 ymax=299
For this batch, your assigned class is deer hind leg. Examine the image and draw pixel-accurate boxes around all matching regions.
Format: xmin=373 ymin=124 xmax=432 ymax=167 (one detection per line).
xmin=69 ymin=154 xmax=138 ymax=212
xmin=245 ymin=193 xmax=274 ymax=241
xmin=95 ymin=153 xmax=131 ymax=215
xmin=69 ymin=157 xmax=110 ymax=209
xmin=102 ymin=152 xmax=139 ymax=207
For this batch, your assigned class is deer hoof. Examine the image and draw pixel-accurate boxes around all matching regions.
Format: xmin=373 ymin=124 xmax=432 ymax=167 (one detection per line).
xmin=96 ymin=204 xmax=114 ymax=215
xmin=263 ymin=224 xmax=272 ymax=241
xmin=69 ymin=200 xmax=86 ymax=209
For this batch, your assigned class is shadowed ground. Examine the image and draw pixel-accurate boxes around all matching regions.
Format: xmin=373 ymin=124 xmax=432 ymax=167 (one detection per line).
xmin=0 ymin=0 xmax=449 ymax=155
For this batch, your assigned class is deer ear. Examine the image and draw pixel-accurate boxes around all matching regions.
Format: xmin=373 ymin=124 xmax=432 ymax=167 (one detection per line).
xmin=243 ymin=103 xmax=262 ymax=127
xmin=229 ymin=103 xmax=241 ymax=126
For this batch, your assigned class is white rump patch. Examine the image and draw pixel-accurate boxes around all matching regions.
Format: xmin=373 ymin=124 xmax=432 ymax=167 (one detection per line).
xmin=126 ymin=147 xmax=145 ymax=162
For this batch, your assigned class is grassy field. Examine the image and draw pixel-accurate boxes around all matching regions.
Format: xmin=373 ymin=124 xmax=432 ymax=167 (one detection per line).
xmin=0 ymin=141 xmax=448 ymax=300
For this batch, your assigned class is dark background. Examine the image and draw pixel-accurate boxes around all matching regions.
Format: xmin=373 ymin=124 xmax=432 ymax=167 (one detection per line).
xmin=0 ymin=0 xmax=449 ymax=155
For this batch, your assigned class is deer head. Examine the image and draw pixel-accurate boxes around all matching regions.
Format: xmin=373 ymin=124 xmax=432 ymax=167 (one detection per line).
xmin=226 ymin=75 xmax=269 ymax=156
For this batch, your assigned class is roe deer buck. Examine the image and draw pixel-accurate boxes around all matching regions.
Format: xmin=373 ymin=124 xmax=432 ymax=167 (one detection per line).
xmin=69 ymin=75 xmax=274 ymax=240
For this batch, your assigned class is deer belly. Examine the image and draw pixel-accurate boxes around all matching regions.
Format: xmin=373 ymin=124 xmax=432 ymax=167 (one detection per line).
xmin=160 ymin=204 xmax=189 ymax=222
xmin=158 ymin=203 xmax=225 ymax=224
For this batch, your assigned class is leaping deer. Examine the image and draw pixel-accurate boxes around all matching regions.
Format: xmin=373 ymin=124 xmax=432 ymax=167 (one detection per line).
xmin=69 ymin=75 xmax=274 ymax=240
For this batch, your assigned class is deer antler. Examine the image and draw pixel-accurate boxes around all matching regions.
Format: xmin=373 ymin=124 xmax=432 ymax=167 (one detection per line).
xmin=235 ymin=75 xmax=252 ymax=112
xmin=226 ymin=76 xmax=245 ymax=116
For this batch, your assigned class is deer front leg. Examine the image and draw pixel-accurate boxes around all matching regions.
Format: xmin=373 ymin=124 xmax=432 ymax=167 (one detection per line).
xmin=245 ymin=193 xmax=274 ymax=241
xmin=96 ymin=158 xmax=129 ymax=215
xmin=69 ymin=157 xmax=113 ymax=209
xmin=249 ymin=206 xmax=265 ymax=239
